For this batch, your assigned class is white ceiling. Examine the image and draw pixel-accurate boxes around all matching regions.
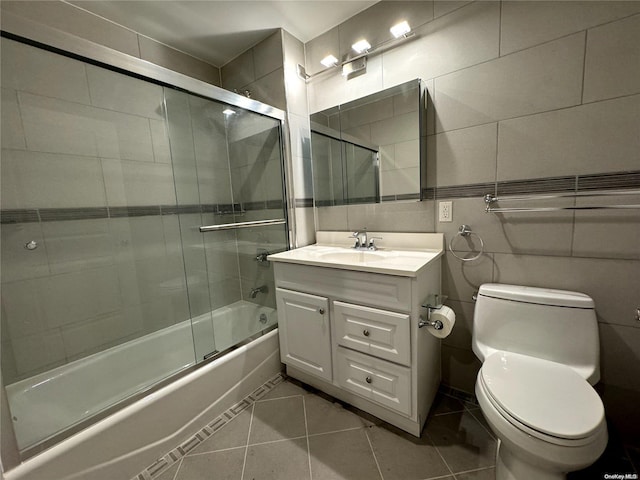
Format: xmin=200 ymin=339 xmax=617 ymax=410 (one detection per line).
xmin=70 ymin=1 xmax=378 ymax=67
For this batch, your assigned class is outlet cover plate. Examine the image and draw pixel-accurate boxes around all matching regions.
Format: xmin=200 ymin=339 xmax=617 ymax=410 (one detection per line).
xmin=439 ymin=201 xmax=453 ymax=222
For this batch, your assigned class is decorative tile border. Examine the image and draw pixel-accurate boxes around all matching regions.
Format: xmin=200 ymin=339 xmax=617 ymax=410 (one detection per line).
xmin=131 ymin=372 xmax=285 ymax=480
xmin=420 ymin=170 xmax=640 ymax=201
xmin=577 ymin=171 xmax=640 ymax=192
xmin=496 ymin=176 xmax=576 ymax=196
xmin=0 ymin=201 xmax=280 ymax=224
xmin=294 ymin=198 xmax=314 ymax=208
xmin=435 ymin=182 xmax=496 ymax=199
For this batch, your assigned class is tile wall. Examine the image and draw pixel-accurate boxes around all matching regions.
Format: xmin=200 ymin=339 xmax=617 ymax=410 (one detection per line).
xmin=221 ymin=31 xmax=286 ymax=110
xmin=0 ymin=1 xmax=221 ymax=86
xmin=306 ymin=0 xmax=640 ymax=442
xmin=282 ymin=30 xmax=316 ymax=247
xmin=221 ymin=28 xmax=316 ymax=248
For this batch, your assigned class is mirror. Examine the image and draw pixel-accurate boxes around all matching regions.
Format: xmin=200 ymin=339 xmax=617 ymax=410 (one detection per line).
xmin=310 ymin=79 xmax=424 ymax=206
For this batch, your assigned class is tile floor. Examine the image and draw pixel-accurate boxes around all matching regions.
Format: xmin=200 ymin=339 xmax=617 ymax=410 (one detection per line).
xmin=155 ymin=377 xmax=639 ymax=480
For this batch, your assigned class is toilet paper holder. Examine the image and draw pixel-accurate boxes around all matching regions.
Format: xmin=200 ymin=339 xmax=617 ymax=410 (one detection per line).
xmin=419 ymin=294 xmax=448 ymax=330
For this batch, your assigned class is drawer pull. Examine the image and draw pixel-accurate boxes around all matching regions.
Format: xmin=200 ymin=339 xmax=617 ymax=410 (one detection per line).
xmin=365 ymin=376 xmax=372 ymax=384
xmin=363 ymin=329 xmax=370 ymax=337
xmin=318 ymin=308 xmax=325 ymax=315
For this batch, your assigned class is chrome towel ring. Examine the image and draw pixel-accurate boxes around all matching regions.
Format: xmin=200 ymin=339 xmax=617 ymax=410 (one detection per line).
xmin=448 ymin=224 xmax=484 ymax=262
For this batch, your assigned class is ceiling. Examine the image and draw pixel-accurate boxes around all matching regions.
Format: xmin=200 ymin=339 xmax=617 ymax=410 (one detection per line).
xmin=70 ymin=1 xmax=378 ymax=68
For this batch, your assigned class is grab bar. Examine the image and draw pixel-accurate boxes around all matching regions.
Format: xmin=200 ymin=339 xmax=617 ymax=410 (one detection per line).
xmin=484 ymin=190 xmax=640 ymax=213
xmin=199 ymin=218 xmax=285 ymax=232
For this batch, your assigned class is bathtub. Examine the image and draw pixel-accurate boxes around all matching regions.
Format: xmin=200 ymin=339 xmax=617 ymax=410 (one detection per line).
xmin=4 ymin=300 xmax=280 ymax=480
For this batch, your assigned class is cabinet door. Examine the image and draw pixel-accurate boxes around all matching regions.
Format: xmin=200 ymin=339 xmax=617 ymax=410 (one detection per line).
xmin=276 ymin=288 xmax=332 ymax=381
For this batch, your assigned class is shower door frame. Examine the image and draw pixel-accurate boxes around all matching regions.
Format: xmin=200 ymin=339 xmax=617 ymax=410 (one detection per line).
xmin=1 ymin=17 xmax=294 ymax=464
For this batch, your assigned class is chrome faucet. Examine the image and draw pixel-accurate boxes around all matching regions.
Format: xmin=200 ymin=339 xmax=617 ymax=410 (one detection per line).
xmin=349 ymin=230 xmax=368 ymax=249
xmin=250 ymin=285 xmax=267 ymax=298
xmin=349 ymin=230 xmax=382 ymax=250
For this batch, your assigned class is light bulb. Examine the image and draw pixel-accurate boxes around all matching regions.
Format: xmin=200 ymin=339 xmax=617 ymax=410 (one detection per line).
xmin=320 ymin=54 xmax=338 ymax=68
xmin=351 ymin=39 xmax=371 ymax=54
xmin=390 ymin=21 xmax=411 ymax=38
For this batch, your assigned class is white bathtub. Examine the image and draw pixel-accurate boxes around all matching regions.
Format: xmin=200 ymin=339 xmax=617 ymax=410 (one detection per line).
xmin=5 ymin=300 xmax=278 ymax=455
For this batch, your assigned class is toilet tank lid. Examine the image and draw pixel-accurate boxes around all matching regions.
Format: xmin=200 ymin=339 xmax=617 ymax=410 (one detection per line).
xmin=478 ymin=284 xmax=594 ymax=309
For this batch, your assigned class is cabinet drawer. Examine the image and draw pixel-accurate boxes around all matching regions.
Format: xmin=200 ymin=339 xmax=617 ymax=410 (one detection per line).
xmin=335 ymin=346 xmax=411 ymax=416
xmin=334 ymin=301 xmax=410 ymax=366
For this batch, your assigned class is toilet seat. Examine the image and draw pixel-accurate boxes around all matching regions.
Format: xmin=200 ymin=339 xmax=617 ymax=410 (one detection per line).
xmin=480 ymin=352 xmax=605 ymax=446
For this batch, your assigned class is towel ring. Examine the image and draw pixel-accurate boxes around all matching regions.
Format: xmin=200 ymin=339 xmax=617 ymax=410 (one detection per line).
xmin=448 ymin=225 xmax=484 ymax=262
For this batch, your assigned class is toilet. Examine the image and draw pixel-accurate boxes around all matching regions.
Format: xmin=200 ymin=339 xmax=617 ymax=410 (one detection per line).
xmin=472 ymin=284 xmax=608 ymax=480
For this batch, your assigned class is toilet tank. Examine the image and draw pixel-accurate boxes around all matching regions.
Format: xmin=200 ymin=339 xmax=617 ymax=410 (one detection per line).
xmin=472 ymin=283 xmax=600 ymax=384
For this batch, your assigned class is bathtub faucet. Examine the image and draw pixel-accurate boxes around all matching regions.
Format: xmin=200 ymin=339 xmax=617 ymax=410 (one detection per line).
xmin=250 ymin=285 xmax=267 ymax=298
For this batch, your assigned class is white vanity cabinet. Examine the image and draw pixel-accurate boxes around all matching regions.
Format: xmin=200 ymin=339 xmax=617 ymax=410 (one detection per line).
xmin=269 ymin=231 xmax=444 ymax=437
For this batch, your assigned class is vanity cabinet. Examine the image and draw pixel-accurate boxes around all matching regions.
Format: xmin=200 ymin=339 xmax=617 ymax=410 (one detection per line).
xmin=270 ymin=232 xmax=444 ymax=437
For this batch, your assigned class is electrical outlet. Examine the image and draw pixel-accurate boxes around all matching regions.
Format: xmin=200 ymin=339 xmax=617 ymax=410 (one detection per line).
xmin=439 ymin=201 xmax=453 ymax=222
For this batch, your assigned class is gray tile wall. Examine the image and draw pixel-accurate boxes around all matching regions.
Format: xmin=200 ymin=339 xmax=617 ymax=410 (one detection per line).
xmin=307 ymin=1 xmax=640 ymax=438
xmin=0 ymin=1 xmax=221 ymax=86
xmin=221 ymin=31 xmax=286 ymax=110
xmin=283 ymin=30 xmax=316 ymax=247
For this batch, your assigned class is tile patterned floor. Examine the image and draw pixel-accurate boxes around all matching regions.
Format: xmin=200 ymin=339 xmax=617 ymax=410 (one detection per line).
xmin=144 ymin=376 xmax=639 ymax=480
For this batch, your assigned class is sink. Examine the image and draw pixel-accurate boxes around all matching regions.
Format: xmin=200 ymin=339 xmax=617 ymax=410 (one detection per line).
xmin=318 ymin=250 xmax=387 ymax=263
xmin=267 ymin=232 xmax=444 ymax=277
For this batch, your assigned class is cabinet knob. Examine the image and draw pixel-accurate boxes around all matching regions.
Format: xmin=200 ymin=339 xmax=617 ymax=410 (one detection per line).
xmin=365 ymin=376 xmax=372 ymax=384
xmin=318 ymin=308 xmax=325 ymax=315
xmin=363 ymin=329 xmax=370 ymax=337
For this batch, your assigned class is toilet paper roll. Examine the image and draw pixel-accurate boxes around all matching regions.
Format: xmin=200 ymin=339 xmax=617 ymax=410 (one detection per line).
xmin=428 ymin=305 xmax=456 ymax=339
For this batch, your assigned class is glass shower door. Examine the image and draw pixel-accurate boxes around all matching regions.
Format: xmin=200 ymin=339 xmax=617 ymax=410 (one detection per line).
xmin=0 ymin=37 xmax=197 ymax=451
xmin=164 ymin=88 xmax=288 ymax=362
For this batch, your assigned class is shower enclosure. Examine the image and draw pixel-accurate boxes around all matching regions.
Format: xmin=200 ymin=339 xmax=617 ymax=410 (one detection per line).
xmin=0 ymin=35 xmax=288 ymax=454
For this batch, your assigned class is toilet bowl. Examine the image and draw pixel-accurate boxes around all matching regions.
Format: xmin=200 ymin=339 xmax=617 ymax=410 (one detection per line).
xmin=471 ymin=284 xmax=608 ymax=480
xmin=476 ymin=352 xmax=607 ymax=480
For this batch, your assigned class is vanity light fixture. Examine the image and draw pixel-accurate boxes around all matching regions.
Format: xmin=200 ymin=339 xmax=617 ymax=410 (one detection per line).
xmin=297 ymin=21 xmax=415 ymax=82
xmin=390 ymin=21 xmax=411 ymax=38
xmin=351 ymin=39 xmax=372 ymax=54
xmin=320 ymin=54 xmax=339 ymax=68
xmin=222 ymin=108 xmax=236 ymax=115
xmin=342 ymin=57 xmax=367 ymax=78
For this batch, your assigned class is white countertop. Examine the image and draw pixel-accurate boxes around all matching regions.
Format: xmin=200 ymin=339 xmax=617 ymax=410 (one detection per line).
xmin=268 ymin=231 xmax=444 ymax=277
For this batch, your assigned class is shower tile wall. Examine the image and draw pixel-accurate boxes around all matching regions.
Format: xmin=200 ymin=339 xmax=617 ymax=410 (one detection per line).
xmin=221 ymin=29 xmax=317 ymax=248
xmin=0 ymin=1 xmax=221 ymax=85
xmin=307 ymin=0 xmax=640 ymax=443
xmin=221 ymin=31 xmax=286 ymax=110
xmin=0 ymin=38 xmax=191 ymax=383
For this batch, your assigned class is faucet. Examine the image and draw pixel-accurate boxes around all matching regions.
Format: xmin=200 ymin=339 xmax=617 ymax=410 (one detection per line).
xmin=349 ymin=230 xmax=368 ymax=249
xmin=349 ymin=230 xmax=382 ymax=250
xmin=250 ymin=285 xmax=267 ymax=299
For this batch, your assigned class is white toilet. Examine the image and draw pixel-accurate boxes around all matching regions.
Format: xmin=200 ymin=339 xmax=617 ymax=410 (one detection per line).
xmin=472 ymin=284 xmax=608 ymax=480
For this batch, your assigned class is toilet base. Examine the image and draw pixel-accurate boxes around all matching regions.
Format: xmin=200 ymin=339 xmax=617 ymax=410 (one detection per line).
xmin=496 ymin=440 xmax=566 ymax=480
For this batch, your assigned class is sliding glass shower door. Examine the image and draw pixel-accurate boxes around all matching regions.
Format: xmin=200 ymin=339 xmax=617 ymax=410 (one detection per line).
xmin=0 ymin=36 xmax=288 ymax=453
xmin=164 ymin=88 xmax=288 ymax=362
